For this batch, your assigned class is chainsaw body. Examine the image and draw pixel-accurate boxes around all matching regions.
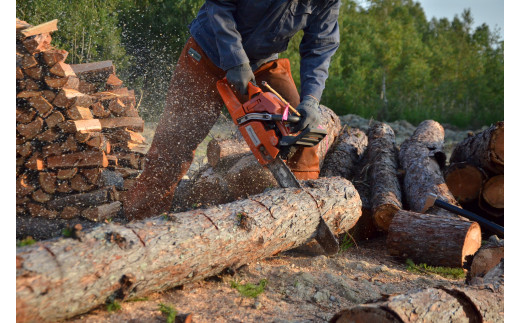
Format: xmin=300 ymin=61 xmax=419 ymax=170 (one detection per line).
xmin=216 ymin=80 xmax=326 ymax=166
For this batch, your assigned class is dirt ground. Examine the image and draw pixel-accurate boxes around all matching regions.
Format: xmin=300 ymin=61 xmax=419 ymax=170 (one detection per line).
xmin=68 ymin=236 xmax=470 ymax=323
xmin=63 ymin=115 xmax=487 ymax=322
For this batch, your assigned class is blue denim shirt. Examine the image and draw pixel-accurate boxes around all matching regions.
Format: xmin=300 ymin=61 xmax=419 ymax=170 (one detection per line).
xmin=189 ymin=0 xmax=341 ymax=102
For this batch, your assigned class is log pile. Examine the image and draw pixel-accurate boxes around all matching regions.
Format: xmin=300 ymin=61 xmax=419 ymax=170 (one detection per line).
xmin=16 ymin=19 xmax=146 ymax=226
xmin=445 ymin=121 xmax=504 ymax=225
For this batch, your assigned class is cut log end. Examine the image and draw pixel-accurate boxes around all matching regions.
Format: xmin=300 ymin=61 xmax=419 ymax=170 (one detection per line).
xmin=490 ymin=123 xmax=504 ymax=165
xmin=482 ymin=175 xmax=504 ymax=209
xmin=373 ymin=204 xmax=400 ymax=231
xmin=462 ymin=222 xmax=483 ymax=265
xmin=445 ymin=163 xmax=486 ymax=204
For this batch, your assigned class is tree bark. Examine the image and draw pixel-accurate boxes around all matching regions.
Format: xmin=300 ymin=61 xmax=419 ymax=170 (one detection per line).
xmin=320 ymin=127 xmax=368 ymax=180
xmin=399 ymin=120 xmax=460 ymax=218
xmin=173 ymin=105 xmax=341 ymax=210
xmin=387 ymin=210 xmax=481 ymax=268
xmin=366 ymin=123 xmax=402 ymax=231
xmin=444 ymin=162 xmax=487 ymax=205
xmin=330 ymin=286 xmax=503 ymax=323
xmin=16 ymin=177 xmax=362 ymax=322
xmin=450 ymin=121 xmax=504 ymax=175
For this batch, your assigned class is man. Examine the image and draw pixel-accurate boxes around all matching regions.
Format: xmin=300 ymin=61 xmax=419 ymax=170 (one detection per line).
xmin=122 ymin=0 xmax=341 ymax=219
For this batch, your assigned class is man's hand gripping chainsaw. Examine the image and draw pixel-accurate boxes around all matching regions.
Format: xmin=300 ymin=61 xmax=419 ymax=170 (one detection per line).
xmin=216 ymin=79 xmax=340 ymax=255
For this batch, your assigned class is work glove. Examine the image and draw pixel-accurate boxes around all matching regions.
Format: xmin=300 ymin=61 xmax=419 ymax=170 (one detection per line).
xmin=226 ymin=63 xmax=256 ymax=95
xmin=293 ymin=95 xmax=320 ymax=132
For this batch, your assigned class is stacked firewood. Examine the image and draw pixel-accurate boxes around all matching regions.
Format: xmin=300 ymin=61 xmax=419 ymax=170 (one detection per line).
xmin=16 ymin=18 xmax=146 ymax=222
xmin=444 ymin=121 xmax=504 ymax=224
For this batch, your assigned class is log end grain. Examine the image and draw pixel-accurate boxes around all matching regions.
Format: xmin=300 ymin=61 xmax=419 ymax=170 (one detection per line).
xmin=373 ymin=204 xmax=400 ymax=232
xmin=445 ymin=163 xmax=486 ymax=204
xmin=482 ymin=175 xmax=504 ymax=209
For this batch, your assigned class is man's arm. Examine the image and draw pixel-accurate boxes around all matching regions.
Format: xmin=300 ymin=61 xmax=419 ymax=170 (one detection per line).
xmin=299 ymin=0 xmax=341 ymax=102
xmin=205 ymin=0 xmax=249 ymax=70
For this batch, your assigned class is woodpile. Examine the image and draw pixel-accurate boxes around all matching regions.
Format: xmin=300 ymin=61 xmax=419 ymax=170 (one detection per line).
xmin=445 ymin=122 xmax=504 ymax=225
xmin=16 ymin=18 xmax=146 ymax=227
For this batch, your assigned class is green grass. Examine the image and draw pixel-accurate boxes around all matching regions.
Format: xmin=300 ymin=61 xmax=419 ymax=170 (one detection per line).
xmin=230 ymin=279 xmax=268 ymax=298
xmin=106 ymin=300 xmax=121 ymax=312
xmin=405 ymin=259 xmax=465 ymax=279
xmin=339 ymin=234 xmax=355 ymax=252
xmin=158 ymin=303 xmax=177 ymax=323
xmin=16 ymin=237 xmax=36 ymax=247
xmin=61 ymin=227 xmax=73 ymax=237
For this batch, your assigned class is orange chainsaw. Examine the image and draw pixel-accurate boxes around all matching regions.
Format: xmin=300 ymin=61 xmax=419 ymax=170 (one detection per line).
xmin=216 ymin=79 xmax=339 ymax=255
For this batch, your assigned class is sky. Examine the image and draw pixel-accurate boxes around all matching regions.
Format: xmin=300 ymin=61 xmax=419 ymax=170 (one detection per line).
xmin=417 ymin=0 xmax=504 ymax=40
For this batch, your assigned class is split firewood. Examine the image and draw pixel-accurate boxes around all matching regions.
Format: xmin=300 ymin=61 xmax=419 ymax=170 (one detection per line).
xmin=481 ymin=175 xmax=504 ymax=209
xmin=21 ymin=55 xmax=38 ymax=69
xmin=52 ymin=88 xmax=90 ymax=108
xmin=66 ymin=106 xmax=93 ymax=120
xmin=25 ymin=152 xmax=44 ymax=171
xmin=81 ymin=168 xmax=103 ymax=185
xmin=70 ymin=60 xmax=115 ymax=83
xmin=16 ymin=174 xmax=36 ymax=197
xmin=44 ymin=76 xmax=79 ymax=90
xmin=49 ymin=61 xmax=76 ymax=78
xmin=206 ymin=138 xmax=250 ymax=167
xmin=90 ymin=102 xmax=111 ymax=118
xmin=38 ymin=172 xmax=57 ymax=194
xmin=41 ymin=49 xmax=68 ymax=66
xmin=98 ymin=117 xmax=144 ymax=132
xmin=364 ymin=123 xmax=402 ymax=231
xmin=112 ymin=152 xmax=141 ymax=169
xmin=16 ymin=90 xmax=41 ymax=99
xmin=26 ymin=203 xmax=58 ymax=219
xmin=55 ymin=180 xmax=73 ymax=194
xmin=387 ymin=210 xmax=481 ymax=268
xmin=108 ymin=98 xmax=126 ymax=116
xmin=31 ymin=189 xmax=52 ymax=203
xmin=16 ymin=67 xmax=24 ymax=79
xmin=56 ymin=168 xmax=78 ymax=180
xmin=42 ymin=90 xmax=57 ymax=103
xmin=450 ymin=121 xmax=504 ymax=175
xmin=78 ymin=79 xmax=97 ymax=94
xmin=28 ymin=96 xmax=53 ymax=118
xmin=60 ymin=206 xmax=81 ymax=220
xmin=85 ymin=133 xmax=111 ymax=154
xmin=444 ymin=162 xmax=487 ymax=205
xmin=24 ymin=79 xmax=40 ymax=91
xmin=330 ymin=286 xmax=503 ymax=323
xmin=16 ymin=108 xmax=36 ymax=124
xmin=16 ymin=177 xmax=362 ymax=322
xmin=81 ymin=201 xmax=122 ymax=222
xmin=58 ymin=119 xmax=102 ymax=133
xmin=19 ymin=19 xmax=58 ymax=38
xmin=17 ymin=117 xmax=43 ymax=140
xmin=46 ymin=151 xmax=108 ymax=168
xmin=61 ymin=135 xmax=79 ymax=152
xmin=106 ymin=74 xmax=123 ymax=90
xmin=23 ymin=33 xmax=52 ymax=54
xmin=112 ymin=167 xmax=141 ymax=179
xmin=23 ymin=66 xmax=43 ymax=80
xmin=41 ymin=142 xmax=63 ymax=158
xmin=16 ymin=142 xmax=33 ymax=158
xmin=320 ymin=127 xmax=368 ymax=180
xmin=44 ymin=111 xmax=65 ymax=129
xmin=104 ymin=128 xmax=146 ymax=144
xmin=399 ymin=120 xmax=460 ymax=218
xmin=70 ymin=174 xmax=95 ymax=192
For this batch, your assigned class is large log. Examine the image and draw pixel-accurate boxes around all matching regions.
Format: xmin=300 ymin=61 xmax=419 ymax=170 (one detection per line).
xmin=206 ymin=138 xmax=250 ymax=167
xmin=330 ymin=286 xmax=503 ymax=323
xmin=366 ymin=123 xmax=402 ymax=231
xmin=450 ymin=121 xmax=504 ymax=175
xmin=399 ymin=120 xmax=460 ymax=217
xmin=173 ymin=105 xmax=342 ymax=209
xmin=16 ymin=177 xmax=362 ymax=322
xmin=481 ymin=175 xmax=504 ymax=209
xmin=387 ymin=210 xmax=481 ymax=268
xmin=320 ymin=127 xmax=368 ymax=180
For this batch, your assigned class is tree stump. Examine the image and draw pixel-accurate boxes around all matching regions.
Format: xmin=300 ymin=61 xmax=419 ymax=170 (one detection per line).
xmin=387 ymin=210 xmax=481 ymax=268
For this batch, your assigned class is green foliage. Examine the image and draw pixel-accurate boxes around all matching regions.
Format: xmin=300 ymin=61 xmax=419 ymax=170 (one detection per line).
xmin=106 ymin=300 xmax=122 ymax=312
xmin=339 ymin=234 xmax=355 ymax=252
xmin=158 ymin=303 xmax=177 ymax=323
xmin=61 ymin=227 xmax=73 ymax=237
xmin=405 ymin=259 xmax=465 ymax=279
xmin=16 ymin=237 xmax=36 ymax=247
xmin=16 ymin=0 xmax=503 ymax=128
xmin=230 ymin=279 xmax=268 ymax=298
